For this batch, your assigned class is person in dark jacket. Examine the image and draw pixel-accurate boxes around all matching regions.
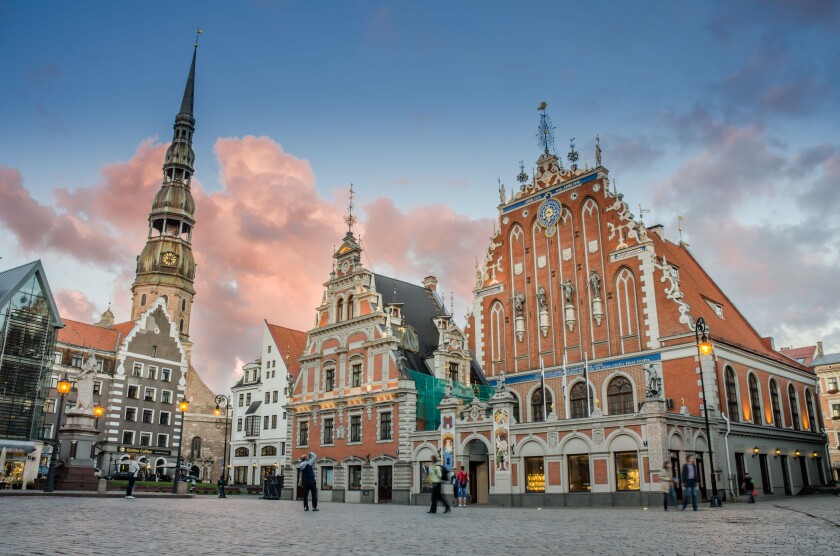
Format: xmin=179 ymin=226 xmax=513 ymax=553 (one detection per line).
xmin=744 ymin=473 xmax=756 ymax=503
xmin=299 ymin=452 xmax=318 ymax=511
xmin=680 ymin=455 xmax=699 ymax=511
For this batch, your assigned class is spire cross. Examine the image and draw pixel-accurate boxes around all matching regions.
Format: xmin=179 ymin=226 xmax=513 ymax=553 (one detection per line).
xmin=344 ymin=183 xmax=357 ymax=232
xmin=195 ymin=27 xmax=203 ymax=47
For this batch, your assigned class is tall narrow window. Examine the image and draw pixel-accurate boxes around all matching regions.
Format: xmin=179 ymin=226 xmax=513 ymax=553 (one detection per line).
xmin=448 ymin=362 xmax=459 ymax=384
xmin=346 ymin=295 xmax=354 ymax=319
xmin=615 ymin=268 xmax=640 ymax=338
xmin=350 ymin=415 xmax=361 ymax=443
xmin=325 ymin=369 xmax=335 ymax=392
xmin=489 ymin=302 xmax=505 ymax=364
xmin=725 ymin=367 xmax=739 ymax=422
xmin=607 ymin=376 xmax=634 ymax=415
xmin=531 ymin=387 xmax=553 ymax=422
xmin=805 ymin=390 xmax=816 ymax=431
xmin=749 ymin=374 xmax=762 ymax=425
xmin=788 ymin=384 xmax=800 ymax=431
xmin=323 ymin=418 xmax=334 ymax=444
xmin=770 ymin=380 xmax=782 ymax=428
xmin=190 ymin=437 xmax=202 ymax=458
xmin=351 ymin=364 xmax=363 ymax=387
xmin=379 ymin=412 xmax=392 ymax=440
xmin=570 ymin=382 xmax=592 ymax=419
xmin=336 ymin=298 xmax=344 ymax=322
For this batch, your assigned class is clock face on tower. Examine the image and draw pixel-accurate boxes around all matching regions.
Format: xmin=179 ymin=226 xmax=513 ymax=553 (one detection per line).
xmin=161 ymin=251 xmax=178 ymax=267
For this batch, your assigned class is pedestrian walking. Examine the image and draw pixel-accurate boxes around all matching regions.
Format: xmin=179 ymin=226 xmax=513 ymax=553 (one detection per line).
xmin=743 ymin=473 xmax=756 ymax=503
xmin=125 ymin=457 xmax=140 ymax=499
xmin=427 ymin=454 xmax=451 ymax=514
xmin=455 ymin=465 xmax=469 ymax=507
xmin=299 ymin=451 xmax=318 ymax=511
xmin=680 ymin=455 xmax=699 ymax=511
xmin=659 ymin=462 xmax=675 ymax=510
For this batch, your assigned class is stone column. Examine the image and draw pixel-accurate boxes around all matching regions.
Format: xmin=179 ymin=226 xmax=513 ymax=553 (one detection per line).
xmin=488 ymin=387 xmax=515 ymax=505
xmin=640 ymin=397 xmax=668 ymax=506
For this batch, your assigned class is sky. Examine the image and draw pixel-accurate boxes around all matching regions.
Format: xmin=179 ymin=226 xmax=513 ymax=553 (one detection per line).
xmin=1 ymin=1 xmax=839 ymax=393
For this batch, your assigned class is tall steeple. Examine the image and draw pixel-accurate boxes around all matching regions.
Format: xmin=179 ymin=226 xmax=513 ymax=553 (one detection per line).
xmin=130 ymin=44 xmax=199 ymax=346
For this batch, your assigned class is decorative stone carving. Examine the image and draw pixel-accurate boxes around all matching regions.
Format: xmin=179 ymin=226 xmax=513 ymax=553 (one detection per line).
xmin=645 ymin=363 xmax=663 ymax=399
xmin=537 ymin=285 xmax=549 ymax=337
xmin=547 ymin=431 xmax=558 ymax=447
xmin=605 ymin=193 xmax=648 ymax=248
xmin=653 ymin=254 xmax=693 ymax=329
xmin=562 ymin=280 xmax=576 ymax=332
xmin=513 ymin=291 xmax=526 ymax=341
xmin=593 ymin=426 xmax=604 ymax=445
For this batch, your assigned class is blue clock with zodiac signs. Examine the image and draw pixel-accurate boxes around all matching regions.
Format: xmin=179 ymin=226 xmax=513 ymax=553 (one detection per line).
xmin=536 ymin=197 xmax=562 ymax=237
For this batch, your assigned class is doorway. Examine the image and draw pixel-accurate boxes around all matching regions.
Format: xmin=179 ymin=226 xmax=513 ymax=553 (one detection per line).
xmin=466 ymin=440 xmax=490 ymax=504
xmin=296 ymin=468 xmax=304 ymax=499
xmin=759 ymin=454 xmax=772 ymax=494
xmin=377 ymin=465 xmax=393 ymax=502
xmin=670 ymin=451 xmax=683 ymax=501
xmin=780 ymin=456 xmax=792 ymax=495
xmin=695 ymin=453 xmax=708 ymax=502
xmin=798 ymin=457 xmax=809 ymax=487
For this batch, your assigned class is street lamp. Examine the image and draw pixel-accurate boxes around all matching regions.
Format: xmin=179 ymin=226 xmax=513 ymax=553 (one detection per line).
xmin=45 ymin=374 xmax=72 ymax=493
xmin=694 ymin=317 xmax=723 ymax=508
xmin=214 ymin=394 xmax=230 ymax=498
xmin=172 ymin=398 xmax=189 ymax=494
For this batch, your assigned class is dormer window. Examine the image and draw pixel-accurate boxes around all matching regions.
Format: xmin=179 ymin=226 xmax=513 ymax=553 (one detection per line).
xmin=704 ymin=298 xmax=724 ymax=318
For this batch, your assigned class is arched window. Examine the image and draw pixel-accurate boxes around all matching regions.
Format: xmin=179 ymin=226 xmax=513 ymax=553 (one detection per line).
xmin=770 ymin=380 xmax=782 ymax=428
xmin=234 ymin=447 xmax=249 ymax=457
xmin=615 ymin=268 xmax=640 ymax=338
xmin=511 ymin=394 xmax=521 ymax=424
xmin=179 ymin=319 xmax=184 ymax=333
xmin=531 ymin=387 xmax=553 ymax=422
xmin=181 ymin=299 xmax=186 ymax=311
xmin=346 ymin=295 xmax=354 ymax=319
xmin=788 ymin=384 xmax=800 ymax=431
xmin=336 ymin=298 xmax=344 ymax=322
xmin=805 ymin=390 xmax=816 ymax=431
xmin=725 ymin=367 xmax=739 ymax=422
xmin=261 ymin=445 xmax=277 ymax=456
xmin=570 ymin=382 xmax=593 ymax=419
xmin=161 ymin=294 xmax=168 ymax=303
xmin=141 ymin=293 xmax=147 ymax=306
xmin=489 ymin=302 xmax=505 ymax=364
xmin=748 ymin=374 xmax=762 ymax=425
xmin=607 ymin=376 xmax=634 ymax=415
xmin=190 ymin=437 xmax=202 ymax=458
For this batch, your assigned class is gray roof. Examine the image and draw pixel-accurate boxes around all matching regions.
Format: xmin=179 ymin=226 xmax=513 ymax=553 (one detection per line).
xmin=0 ymin=260 xmax=63 ymax=328
xmin=245 ymin=400 xmax=262 ymax=415
xmin=812 ymin=353 xmax=840 ymax=366
xmin=373 ymin=274 xmax=488 ymax=386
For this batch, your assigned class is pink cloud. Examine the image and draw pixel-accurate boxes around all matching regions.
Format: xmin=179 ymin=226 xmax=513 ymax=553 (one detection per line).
xmin=53 ymin=289 xmax=97 ymax=323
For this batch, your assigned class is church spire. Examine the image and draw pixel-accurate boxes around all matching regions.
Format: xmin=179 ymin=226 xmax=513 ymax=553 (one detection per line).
xmin=179 ymin=45 xmax=197 ymax=120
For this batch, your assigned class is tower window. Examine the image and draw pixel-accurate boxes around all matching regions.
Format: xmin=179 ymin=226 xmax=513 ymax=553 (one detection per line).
xmin=179 ymin=319 xmax=184 ymax=333
xmin=141 ymin=294 xmax=146 ymax=306
xmin=181 ymin=299 xmax=186 ymax=311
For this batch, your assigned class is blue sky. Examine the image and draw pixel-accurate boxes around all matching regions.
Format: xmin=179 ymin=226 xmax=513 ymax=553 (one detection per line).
xmin=1 ymin=0 xmax=839 ymax=390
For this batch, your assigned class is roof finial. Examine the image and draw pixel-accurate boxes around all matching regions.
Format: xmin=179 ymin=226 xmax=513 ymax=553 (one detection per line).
xmin=638 ymin=203 xmax=651 ymax=226
xmin=567 ymin=138 xmax=579 ymax=171
xmin=677 ymin=211 xmax=686 ymax=243
xmin=595 ymin=134 xmax=602 ymax=167
xmin=516 ymin=160 xmax=528 ymax=185
xmin=536 ymin=101 xmax=556 ymax=155
xmin=392 ymin=278 xmax=398 ymax=304
xmin=194 ymin=27 xmax=203 ymax=48
xmin=344 ymin=183 xmax=357 ymax=233
xmin=450 ymin=290 xmax=454 ymax=316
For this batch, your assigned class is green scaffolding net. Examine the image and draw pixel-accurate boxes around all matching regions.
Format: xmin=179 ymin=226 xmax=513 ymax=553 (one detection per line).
xmin=408 ymin=370 xmax=495 ymax=431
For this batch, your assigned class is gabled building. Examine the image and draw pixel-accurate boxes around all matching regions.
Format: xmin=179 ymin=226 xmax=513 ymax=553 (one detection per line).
xmin=229 ymin=320 xmax=305 ymax=485
xmin=0 ymin=260 xmax=63 ymax=487
xmin=408 ymin=116 xmax=829 ymax=507
xmin=810 ymin=345 xmax=840 ymax=481
xmin=284 ymin=226 xmax=486 ymax=504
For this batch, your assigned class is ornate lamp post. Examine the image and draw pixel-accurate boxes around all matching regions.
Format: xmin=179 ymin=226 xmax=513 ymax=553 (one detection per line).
xmin=694 ymin=317 xmax=723 ymax=508
xmin=44 ymin=374 xmax=72 ymax=493
xmin=214 ymin=394 xmax=230 ymax=498
xmin=172 ymin=398 xmax=189 ymax=494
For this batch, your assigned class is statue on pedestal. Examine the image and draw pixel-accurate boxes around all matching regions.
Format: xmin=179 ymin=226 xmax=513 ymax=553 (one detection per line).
xmin=72 ymin=350 xmax=98 ymax=414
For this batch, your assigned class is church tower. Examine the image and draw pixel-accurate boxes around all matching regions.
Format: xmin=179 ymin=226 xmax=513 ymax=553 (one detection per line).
xmin=131 ymin=45 xmax=198 ymax=347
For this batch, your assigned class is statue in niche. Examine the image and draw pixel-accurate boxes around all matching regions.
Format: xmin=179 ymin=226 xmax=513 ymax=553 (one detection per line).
xmin=537 ymin=286 xmax=548 ymax=312
xmin=645 ymin=363 xmax=663 ymax=398
xmin=589 ymin=270 xmax=601 ymax=296
xmin=513 ymin=291 xmax=526 ymax=317
xmin=562 ymin=280 xmax=575 ymax=304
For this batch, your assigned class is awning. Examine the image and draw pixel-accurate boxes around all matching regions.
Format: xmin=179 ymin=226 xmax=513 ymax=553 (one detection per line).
xmin=0 ymin=440 xmax=38 ymax=454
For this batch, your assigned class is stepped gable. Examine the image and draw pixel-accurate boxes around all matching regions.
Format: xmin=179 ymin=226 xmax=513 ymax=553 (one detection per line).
xmin=57 ymin=319 xmax=121 ymax=351
xmin=265 ymin=321 xmax=307 ymax=379
xmin=651 ymin=234 xmax=810 ymax=371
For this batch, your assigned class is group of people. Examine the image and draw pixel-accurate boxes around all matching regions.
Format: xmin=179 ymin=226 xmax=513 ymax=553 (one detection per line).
xmin=659 ymin=455 xmax=757 ymax=511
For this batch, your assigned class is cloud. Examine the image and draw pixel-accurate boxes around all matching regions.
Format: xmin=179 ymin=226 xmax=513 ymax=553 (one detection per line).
xmin=606 ymin=136 xmax=665 ymax=172
xmin=53 ymin=289 xmax=98 ymax=323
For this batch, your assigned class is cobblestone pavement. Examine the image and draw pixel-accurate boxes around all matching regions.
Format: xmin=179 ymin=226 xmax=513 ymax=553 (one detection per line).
xmin=1 ymin=495 xmax=838 ymax=555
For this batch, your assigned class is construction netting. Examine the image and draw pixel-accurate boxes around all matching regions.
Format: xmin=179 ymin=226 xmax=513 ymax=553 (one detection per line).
xmin=409 ymin=370 xmax=495 ymax=431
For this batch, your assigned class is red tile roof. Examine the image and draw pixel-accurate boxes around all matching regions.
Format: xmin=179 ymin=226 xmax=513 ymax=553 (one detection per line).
xmin=650 ymin=235 xmax=811 ymax=372
xmin=265 ymin=320 xmax=307 ymax=379
xmin=57 ymin=319 xmax=123 ymax=352
xmin=780 ymin=345 xmax=818 ymax=366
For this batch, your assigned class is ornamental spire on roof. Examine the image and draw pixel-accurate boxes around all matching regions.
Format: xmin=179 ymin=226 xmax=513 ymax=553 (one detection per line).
xmin=536 ymin=101 xmax=557 ymax=156
xmin=344 ymin=183 xmax=357 ymax=233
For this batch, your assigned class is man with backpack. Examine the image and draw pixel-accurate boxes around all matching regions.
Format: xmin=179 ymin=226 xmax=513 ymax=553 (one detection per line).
xmin=427 ymin=453 xmax=451 ymax=514
xmin=455 ymin=465 xmax=469 ymax=507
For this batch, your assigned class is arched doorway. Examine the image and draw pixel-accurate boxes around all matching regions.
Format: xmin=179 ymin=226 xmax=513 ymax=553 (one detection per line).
xmin=465 ymin=439 xmax=490 ymax=504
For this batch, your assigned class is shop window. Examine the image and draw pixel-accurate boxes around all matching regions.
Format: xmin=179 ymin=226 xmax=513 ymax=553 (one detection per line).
xmin=568 ymin=454 xmax=591 ymax=492
xmin=607 ymin=376 xmax=634 ymax=415
xmin=322 ymin=466 xmax=334 ymax=490
xmin=348 ymin=465 xmax=362 ymax=490
xmin=525 ymin=457 xmax=545 ymax=492
xmin=234 ymin=466 xmax=248 ymax=485
xmin=614 ymin=452 xmax=640 ymax=491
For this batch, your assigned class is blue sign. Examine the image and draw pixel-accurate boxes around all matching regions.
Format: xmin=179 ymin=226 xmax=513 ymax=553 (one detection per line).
xmin=503 ymin=172 xmax=599 ymax=214
xmin=488 ymin=352 xmax=662 ymax=387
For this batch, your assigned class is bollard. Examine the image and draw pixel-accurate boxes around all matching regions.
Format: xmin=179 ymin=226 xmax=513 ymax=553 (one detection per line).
xmin=97 ymin=478 xmax=107 ymax=495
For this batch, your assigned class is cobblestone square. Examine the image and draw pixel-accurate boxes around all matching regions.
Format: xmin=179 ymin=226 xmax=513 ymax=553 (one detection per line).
xmin=1 ymin=495 xmax=838 ymax=555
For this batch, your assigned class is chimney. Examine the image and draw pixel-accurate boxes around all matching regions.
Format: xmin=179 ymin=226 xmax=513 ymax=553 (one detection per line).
xmin=422 ymin=275 xmax=438 ymax=291
xmin=648 ymin=224 xmax=665 ymax=240
xmin=817 ymin=341 xmax=824 ymax=356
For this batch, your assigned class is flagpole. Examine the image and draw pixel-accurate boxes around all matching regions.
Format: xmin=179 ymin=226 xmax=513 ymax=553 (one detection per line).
xmin=540 ymin=356 xmax=547 ymax=420
xmin=584 ymin=353 xmax=590 ymax=416
xmin=562 ymin=352 xmax=567 ymax=401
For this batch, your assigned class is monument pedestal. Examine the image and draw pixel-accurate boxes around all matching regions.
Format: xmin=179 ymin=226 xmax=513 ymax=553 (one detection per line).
xmin=54 ymin=411 xmax=100 ymax=491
